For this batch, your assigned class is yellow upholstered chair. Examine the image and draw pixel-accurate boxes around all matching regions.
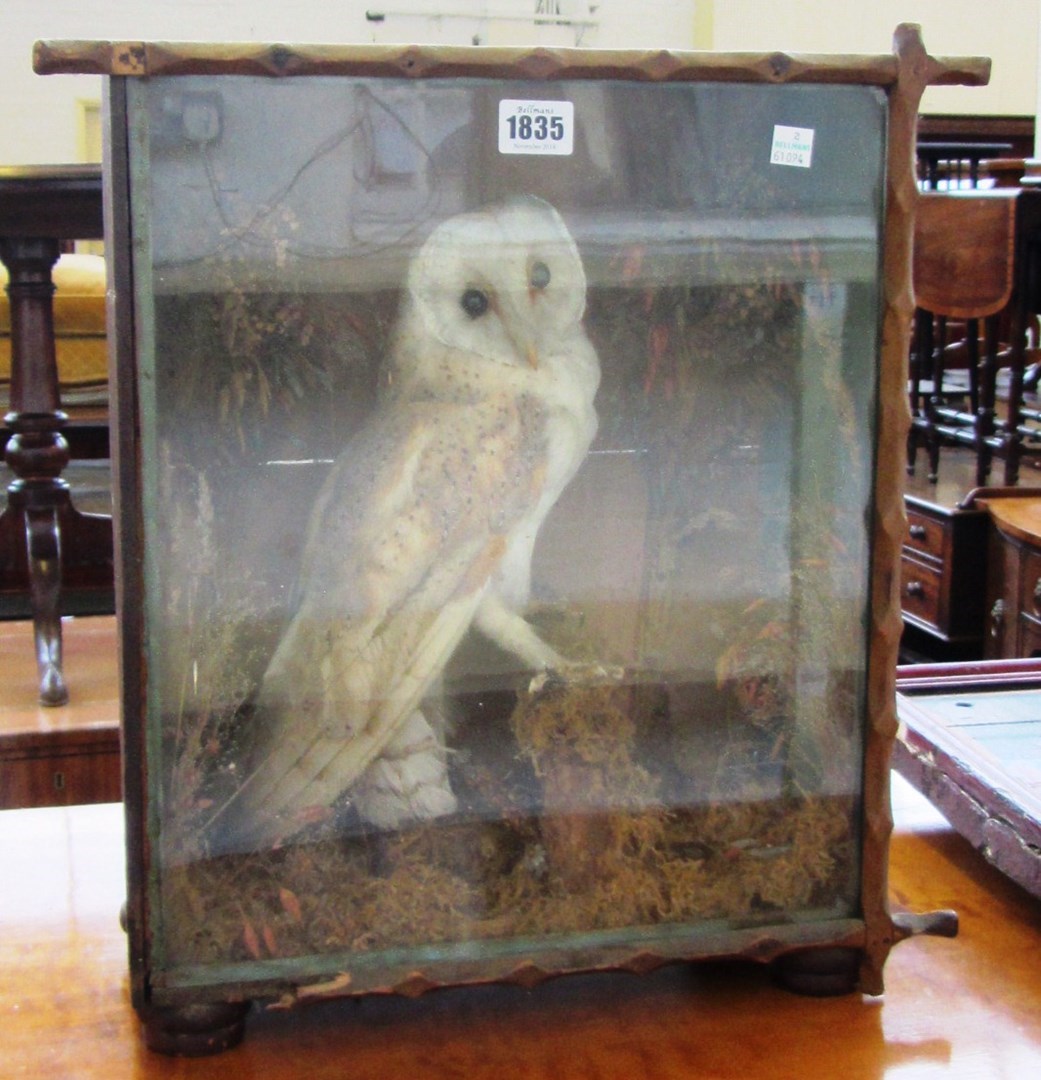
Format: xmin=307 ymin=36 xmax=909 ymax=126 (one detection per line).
xmin=0 ymin=252 xmax=108 ymax=409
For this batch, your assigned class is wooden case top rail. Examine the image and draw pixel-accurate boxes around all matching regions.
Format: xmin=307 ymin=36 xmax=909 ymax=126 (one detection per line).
xmin=34 ymin=25 xmax=989 ymax=88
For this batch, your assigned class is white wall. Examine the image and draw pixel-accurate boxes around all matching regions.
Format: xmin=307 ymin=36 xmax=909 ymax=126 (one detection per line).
xmin=1 ymin=1 xmax=1036 ymax=165
xmin=1 ymin=2 xmax=336 ymax=164
xmin=711 ymin=1 xmax=1039 ymax=118
xmin=1 ymin=1 xmax=699 ymax=164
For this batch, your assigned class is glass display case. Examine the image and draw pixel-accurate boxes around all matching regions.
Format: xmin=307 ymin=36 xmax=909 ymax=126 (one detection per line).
xmin=36 ymin=26 xmax=984 ymax=1055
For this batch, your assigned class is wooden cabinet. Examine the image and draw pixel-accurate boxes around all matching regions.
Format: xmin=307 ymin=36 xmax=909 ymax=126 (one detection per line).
xmin=0 ymin=616 xmax=121 ymax=808
xmin=983 ymin=498 xmax=1041 ymax=659
xmin=0 ymin=724 xmax=120 ymax=809
xmin=901 ymin=495 xmax=988 ymax=651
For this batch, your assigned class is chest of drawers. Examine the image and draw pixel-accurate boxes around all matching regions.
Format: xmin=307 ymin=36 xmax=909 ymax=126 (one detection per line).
xmin=982 ymin=497 xmax=1041 ymax=659
xmin=901 ymin=495 xmax=988 ymax=652
xmin=0 ymin=723 xmax=120 ymax=808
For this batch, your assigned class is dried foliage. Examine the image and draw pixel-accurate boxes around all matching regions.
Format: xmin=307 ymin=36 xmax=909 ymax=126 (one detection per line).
xmin=152 ymin=271 xmax=866 ymax=980
xmin=161 ymin=676 xmax=857 ymax=970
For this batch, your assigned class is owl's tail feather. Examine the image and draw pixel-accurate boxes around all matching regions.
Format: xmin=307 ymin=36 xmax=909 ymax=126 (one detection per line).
xmin=206 ymin=590 xmax=481 ymax=854
xmin=350 ymin=707 xmax=457 ymax=829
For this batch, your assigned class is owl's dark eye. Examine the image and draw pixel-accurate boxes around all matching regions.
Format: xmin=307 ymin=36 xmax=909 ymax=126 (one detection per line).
xmin=530 ymin=261 xmax=551 ymax=290
xmin=460 ymin=287 xmax=489 ymax=319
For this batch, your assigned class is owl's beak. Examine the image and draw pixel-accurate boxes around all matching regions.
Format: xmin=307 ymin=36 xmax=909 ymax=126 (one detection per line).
xmin=490 ymin=291 xmax=539 ymax=369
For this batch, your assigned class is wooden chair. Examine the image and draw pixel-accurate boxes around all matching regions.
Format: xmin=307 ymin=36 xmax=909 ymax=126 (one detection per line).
xmin=916 ymin=141 xmax=1013 ymax=190
xmin=908 ymin=191 xmax=1015 ymax=484
xmin=908 ymin=189 xmax=1041 ymax=487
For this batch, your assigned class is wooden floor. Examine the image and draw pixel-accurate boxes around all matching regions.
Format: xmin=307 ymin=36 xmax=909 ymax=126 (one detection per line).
xmin=3 ymin=617 xmax=1041 ymax=1075
xmin=905 ymin=438 xmax=1041 ymax=508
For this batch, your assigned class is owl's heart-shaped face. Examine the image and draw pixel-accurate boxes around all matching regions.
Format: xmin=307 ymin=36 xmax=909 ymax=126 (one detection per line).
xmin=405 ymin=197 xmax=588 ymax=369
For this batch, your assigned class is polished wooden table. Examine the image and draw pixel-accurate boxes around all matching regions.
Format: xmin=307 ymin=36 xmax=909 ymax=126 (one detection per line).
xmin=0 ymin=164 xmax=112 ymax=708
xmin=3 ymin=782 xmax=1041 ymax=1077
xmin=0 ymin=616 xmax=120 ymax=808
xmin=897 ymin=658 xmax=1041 ymax=902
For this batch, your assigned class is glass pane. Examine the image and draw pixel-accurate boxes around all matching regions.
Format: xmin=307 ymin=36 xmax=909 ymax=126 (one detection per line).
xmin=127 ymin=74 xmax=885 ymax=984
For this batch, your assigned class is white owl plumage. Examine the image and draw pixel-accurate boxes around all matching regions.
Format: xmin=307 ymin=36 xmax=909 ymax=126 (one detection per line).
xmin=211 ymin=197 xmax=600 ymax=852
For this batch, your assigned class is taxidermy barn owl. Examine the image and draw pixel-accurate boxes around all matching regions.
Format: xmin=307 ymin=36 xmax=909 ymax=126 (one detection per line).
xmin=212 ymin=196 xmax=600 ymax=852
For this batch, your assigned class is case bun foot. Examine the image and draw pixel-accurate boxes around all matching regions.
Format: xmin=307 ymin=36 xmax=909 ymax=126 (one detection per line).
xmin=141 ymin=1001 xmax=250 ymax=1056
xmin=772 ymin=947 xmax=862 ymax=997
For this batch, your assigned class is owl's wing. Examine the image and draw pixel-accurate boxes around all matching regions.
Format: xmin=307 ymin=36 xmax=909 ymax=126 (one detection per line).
xmin=210 ymin=395 xmax=545 ymax=850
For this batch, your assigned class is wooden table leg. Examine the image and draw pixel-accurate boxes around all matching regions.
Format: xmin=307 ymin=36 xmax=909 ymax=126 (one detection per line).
xmin=1002 ymin=302 xmax=1029 ymax=487
xmin=1 ymin=237 xmax=73 ymax=705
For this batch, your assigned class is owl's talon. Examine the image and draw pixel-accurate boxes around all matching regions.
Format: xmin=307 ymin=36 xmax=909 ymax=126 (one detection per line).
xmin=528 ymin=668 xmax=566 ymax=695
xmin=564 ymin=660 xmax=625 ymax=684
xmin=527 ymin=661 xmax=624 ymax=696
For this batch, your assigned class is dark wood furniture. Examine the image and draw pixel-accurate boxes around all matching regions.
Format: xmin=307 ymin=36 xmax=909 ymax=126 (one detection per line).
xmin=915 ymin=115 xmax=1034 ymax=192
xmin=917 ymin=113 xmax=1035 ymax=160
xmin=0 ymin=165 xmax=112 ymax=706
xmin=896 ymin=658 xmax=1041 ymax=900
xmin=901 ymin=492 xmax=989 ymax=655
xmin=0 ymin=720 xmax=120 ymax=808
xmin=0 ymin=615 xmax=120 ymax=808
xmin=907 ymin=188 xmax=1041 ymax=488
xmin=977 ymin=493 xmax=1041 ymax=659
xmin=915 ymin=140 xmax=1013 ymax=189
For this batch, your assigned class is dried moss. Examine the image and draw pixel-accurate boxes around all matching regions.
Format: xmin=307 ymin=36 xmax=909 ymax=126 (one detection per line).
xmin=161 ymin=678 xmax=857 ymax=970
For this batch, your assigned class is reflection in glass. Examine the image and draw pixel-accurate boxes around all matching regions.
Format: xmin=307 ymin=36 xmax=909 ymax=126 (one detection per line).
xmin=128 ymin=76 xmax=885 ymax=978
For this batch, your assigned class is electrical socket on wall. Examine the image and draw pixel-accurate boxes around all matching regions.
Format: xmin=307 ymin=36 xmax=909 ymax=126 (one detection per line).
xmin=153 ymin=90 xmax=223 ymax=149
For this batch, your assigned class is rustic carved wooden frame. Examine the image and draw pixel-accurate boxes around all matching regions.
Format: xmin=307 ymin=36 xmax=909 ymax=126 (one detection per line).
xmin=36 ymin=23 xmax=988 ymax=1050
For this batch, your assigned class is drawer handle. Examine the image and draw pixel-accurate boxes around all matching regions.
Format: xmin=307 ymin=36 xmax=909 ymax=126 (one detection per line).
xmin=909 ymin=524 xmax=928 ymax=541
xmin=990 ymin=598 xmax=1006 ymax=639
xmin=905 ymin=580 xmax=925 ymax=598
xmin=1034 ymin=579 xmax=1041 ymax=612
